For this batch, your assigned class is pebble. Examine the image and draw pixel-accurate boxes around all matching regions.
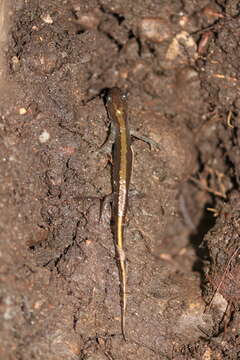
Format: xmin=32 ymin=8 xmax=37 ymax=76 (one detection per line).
xmin=19 ymin=107 xmax=27 ymax=115
xmin=11 ymin=56 xmax=20 ymax=72
xmin=76 ymin=12 xmax=100 ymax=30
xmin=41 ymin=14 xmax=53 ymax=24
xmin=166 ymin=31 xmax=197 ymax=65
xmin=139 ymin=17 xmax=172 ymax=43
xmin=39 ymin=129 xmax=50 ymax=143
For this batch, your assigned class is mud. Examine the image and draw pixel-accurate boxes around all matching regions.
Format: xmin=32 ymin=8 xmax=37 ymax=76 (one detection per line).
xmin=1 ymin=0 xmax=240 ymax=359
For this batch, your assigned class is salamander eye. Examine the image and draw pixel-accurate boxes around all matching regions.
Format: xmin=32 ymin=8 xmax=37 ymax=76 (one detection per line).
xmin=106 ymin=94 xmax=112 ymax=103
xmin=121 ymin=92 xmax=128 ymax=101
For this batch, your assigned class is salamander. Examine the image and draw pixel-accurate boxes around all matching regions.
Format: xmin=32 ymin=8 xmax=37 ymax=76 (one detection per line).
xmin=105 ymin=87 xmax=132 ymax=341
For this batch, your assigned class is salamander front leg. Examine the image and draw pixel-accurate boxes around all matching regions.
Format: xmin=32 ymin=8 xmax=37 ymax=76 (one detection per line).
xmin=130 ymin=131 xmax=160 ymax=150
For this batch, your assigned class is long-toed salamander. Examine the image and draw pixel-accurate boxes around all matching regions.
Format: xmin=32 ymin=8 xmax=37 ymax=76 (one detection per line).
xmin=105 ymin=87 xmax=132 ymax=341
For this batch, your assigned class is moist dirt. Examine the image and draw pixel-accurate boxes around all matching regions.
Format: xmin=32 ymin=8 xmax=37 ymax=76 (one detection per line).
xmin=1 ymin=0 xmax=240 ymax=359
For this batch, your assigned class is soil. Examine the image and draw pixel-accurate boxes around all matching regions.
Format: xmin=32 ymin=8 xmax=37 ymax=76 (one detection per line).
xmin=1 ymin=0 xmax=240 ymax=359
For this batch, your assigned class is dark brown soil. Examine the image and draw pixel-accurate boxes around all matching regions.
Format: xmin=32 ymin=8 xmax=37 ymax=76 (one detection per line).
xmin=1 ymin=0 xmax=240 ymax=359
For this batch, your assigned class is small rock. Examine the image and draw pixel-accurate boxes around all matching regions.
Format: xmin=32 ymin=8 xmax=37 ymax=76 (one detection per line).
xmin=11 ymin=56 xmax=20 ymax=72
xmin=41 ymin=14 xmax=53 ymax=24
xmin=166 ymin=31 xmax=197 ymax=65
xmin=139 ymin=17 xmax=172 ymax=43
xmin=39 ymin=129 xmax=50 ymax=143
xmin=19 ymin=107 xmax=27 ymax=115
xmin=77 ymin=12 xmax=100 ymax=30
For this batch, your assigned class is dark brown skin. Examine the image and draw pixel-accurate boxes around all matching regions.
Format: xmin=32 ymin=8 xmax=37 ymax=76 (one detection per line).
xmin=105 ymin=87 xmax=132 ymax=340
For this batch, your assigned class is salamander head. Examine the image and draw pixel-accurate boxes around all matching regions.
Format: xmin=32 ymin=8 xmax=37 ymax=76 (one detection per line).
xmin=106 ymin=87 xmax=128 ymax=121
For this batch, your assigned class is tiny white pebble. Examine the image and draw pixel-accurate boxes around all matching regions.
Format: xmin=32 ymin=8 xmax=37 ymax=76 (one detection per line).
xmin=19 ymin=108 xmax=27 ymax=115
xmin=12 ymin=56 xmax=19 ymax=64
xmin=39 ymin=129 xmax=50 ymax=143
xmin=41 ymin=14 xmax=53 ymax=24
